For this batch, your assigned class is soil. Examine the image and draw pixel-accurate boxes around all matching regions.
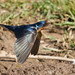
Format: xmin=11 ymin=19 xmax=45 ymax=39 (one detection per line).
xmin=0 ymin=22 xmax=75 ymax=75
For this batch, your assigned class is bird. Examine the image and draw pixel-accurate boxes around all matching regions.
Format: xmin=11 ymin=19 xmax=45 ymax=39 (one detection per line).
xmin=0 ymin=21 xmax=48 ymax=64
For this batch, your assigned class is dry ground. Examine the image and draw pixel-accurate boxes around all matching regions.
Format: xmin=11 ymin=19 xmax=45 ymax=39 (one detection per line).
xmin=0 ymin=22 xmax=75 ymax=75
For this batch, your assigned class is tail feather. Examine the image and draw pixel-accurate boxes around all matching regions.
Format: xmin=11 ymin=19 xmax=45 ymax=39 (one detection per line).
xmin=0 ymin=24 xmax=16 ymax=32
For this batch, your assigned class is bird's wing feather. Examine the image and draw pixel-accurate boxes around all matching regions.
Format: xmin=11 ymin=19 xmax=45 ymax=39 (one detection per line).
xmin=31 ymin=31 xmax=42 ymax=55
xmin=15 ymin=29 xmax=37 ymax=64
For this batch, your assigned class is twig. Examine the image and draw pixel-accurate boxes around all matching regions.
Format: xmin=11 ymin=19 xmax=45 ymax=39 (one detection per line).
xmin=29 ymin=55 xmax=75 ymax=63
xmin=0 ymin=51 xmax=17 ymax=62
xmin=0 ymin=51 xmax=17 ymax=59
xmin=0 ymin=51 xmax=75 ymax=63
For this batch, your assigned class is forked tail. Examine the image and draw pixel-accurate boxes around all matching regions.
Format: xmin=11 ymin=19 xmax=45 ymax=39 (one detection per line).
xmin=0 ymin=24 xmax=16 ymax=32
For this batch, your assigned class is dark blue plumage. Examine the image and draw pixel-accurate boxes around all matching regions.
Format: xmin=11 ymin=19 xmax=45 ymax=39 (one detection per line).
xmin=0 ymin=21 xmax=47 ymax=63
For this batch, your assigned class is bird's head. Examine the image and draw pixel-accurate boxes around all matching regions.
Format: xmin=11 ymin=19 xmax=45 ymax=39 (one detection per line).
xmin=36 ymin=21 xmax=48 ymax=32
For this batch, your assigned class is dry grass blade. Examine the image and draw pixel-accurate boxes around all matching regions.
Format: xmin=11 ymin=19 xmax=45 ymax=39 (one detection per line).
xmin=69 ymin=26 xmax=75 ymax=29
xmin=42 ymin=47 xmax=65 ymax=52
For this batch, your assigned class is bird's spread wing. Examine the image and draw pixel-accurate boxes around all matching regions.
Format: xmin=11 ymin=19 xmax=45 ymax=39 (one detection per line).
xmin=15 ymin=29 xmax=37 ymax=64
xmin=31 ymin=31 xmax=42 ymax=55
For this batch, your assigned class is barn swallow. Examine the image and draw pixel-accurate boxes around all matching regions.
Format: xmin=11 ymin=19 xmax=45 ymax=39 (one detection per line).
xmin=0 ymin=21 xmax=47 ymax=64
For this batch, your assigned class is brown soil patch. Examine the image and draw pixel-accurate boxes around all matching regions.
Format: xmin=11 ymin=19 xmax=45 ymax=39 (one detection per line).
xmin=0 ymin=23 xmax=75 ymax=75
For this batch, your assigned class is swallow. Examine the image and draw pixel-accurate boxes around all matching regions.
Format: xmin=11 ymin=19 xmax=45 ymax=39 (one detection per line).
xmin=0 ymin=21 xmax=47 ymax=64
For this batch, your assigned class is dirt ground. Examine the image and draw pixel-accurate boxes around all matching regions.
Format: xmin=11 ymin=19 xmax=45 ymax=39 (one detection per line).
xmin=0 ymin=22 xmax=75 ymax=75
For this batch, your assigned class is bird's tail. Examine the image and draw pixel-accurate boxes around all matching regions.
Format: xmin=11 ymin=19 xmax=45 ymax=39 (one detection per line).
xmin=0 ymin=24 xmax=16 ymax=32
